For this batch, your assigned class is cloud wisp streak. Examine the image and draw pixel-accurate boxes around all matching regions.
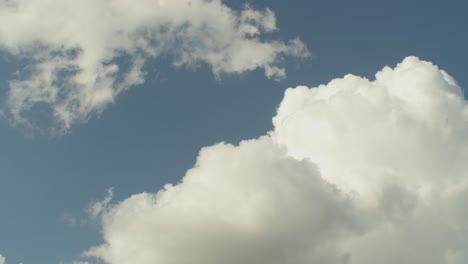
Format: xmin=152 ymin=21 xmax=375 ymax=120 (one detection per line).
xmin=0 ymin=0 xmax=309 ymax=132
xmin=83 ymin=57 xmax=468 ymax=264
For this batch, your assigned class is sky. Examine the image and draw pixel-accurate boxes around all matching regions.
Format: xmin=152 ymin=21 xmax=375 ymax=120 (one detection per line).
xmin=1 ymin=0 xmax=468 ymax=264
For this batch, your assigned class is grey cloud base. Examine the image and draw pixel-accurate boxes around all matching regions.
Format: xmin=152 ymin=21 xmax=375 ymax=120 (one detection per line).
xmin=85 ymin=57 xmax=468 ymax=264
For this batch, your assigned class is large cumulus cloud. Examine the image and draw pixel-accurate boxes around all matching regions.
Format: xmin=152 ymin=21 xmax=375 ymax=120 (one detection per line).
xmin=274 ymin=56 xmax=468 ymax=203
xmin=86 ymin=137 xmax=362 ymax=264
xmin=275 ymin=57 xmax=468 ymax=264
xmin=85 ymin=57 xmax=468 ymax=264
xmin=0 ymin=0 xmax=309 ymax=131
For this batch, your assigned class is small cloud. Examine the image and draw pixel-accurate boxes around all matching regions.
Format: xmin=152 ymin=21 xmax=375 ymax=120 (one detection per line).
xmin=60 ymin=261 xmax=90 ymax=264
xmin=88 ymin=188 xmax=114 ymax=220
xmin=62 ymin=211 xmax=78 ymax=226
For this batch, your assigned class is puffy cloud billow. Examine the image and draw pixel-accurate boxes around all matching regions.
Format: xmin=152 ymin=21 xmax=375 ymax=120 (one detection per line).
xmin=274 ymin=56 xmax=467 ymax=204
xmin=0 ymin=254 xmax=4 ymax=264
xmin=84 ymin=57 xmax=468 ymax=264
xmin=0 ymin=0 xmax=309 ymax=131
xmin=86 ymin=137 xmax=363 ymax=264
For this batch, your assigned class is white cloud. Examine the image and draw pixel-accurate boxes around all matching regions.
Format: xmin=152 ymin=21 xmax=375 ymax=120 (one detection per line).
xmin=0 ymin=254 xmax=4 ymax=264
xmin=0 ymin=0 xmax=309 ymax=132
xmin=272 ymin=57 xmax=468 ymax=263
xmin=85 ymin=56 xmax=468 ymax=264
xmin=273 ymin=56 xmax=468 ymax=204
xmin=86 ymin=136 xmax=362 ymax=264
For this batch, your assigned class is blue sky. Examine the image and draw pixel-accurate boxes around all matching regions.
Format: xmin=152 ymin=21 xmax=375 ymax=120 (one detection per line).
xmin=1 ymin=1 xmax=468 ymax=264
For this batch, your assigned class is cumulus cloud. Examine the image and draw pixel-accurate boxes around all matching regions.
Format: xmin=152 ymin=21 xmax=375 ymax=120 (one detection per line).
xmin=273 ymin=56 xmax=468 ymax=263
xmin=273 ymin=56 xmax=467 ymax=204
xmin=0 ymin=254 xmax=4 ymax=264
xmin=86 ymin=56 xmax=468 ymax=264
xmin=86 ymin=137 xmax=362 ymax=264
xmin=0 ymin=0 xmax=309 ymax=131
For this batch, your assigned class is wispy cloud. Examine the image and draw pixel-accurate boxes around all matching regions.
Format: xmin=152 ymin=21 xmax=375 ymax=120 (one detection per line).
xmin=88 ymin=187 xmax=114 ymax=220
xmin=0 ymin=0 xmax=309 ymax=132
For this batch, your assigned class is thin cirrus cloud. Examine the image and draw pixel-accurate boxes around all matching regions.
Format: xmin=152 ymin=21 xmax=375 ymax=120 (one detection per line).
xmin=85 ymin=57 xmax=468 ymax=264
xmin=0 ymin=0 xmax=309 ymax=132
